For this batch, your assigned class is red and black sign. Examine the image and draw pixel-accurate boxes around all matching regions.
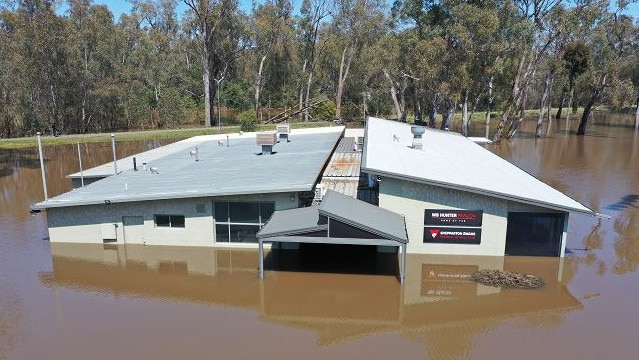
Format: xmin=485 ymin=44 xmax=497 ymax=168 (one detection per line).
xmin=424 ymin=227 xmax=482 ymax=244
xmin=424 ymin=210 xmax=483 ymax=227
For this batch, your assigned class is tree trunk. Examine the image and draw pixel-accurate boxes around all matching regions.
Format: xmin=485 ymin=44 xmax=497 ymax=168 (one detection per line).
xmin=577 ymin=75 xmax=607 ymax=135
xmin=635 ymin=92 xmax=639 ymax=131
xmin=413 ymin=84 xmax=423 ymax=123
xmin=428 ymin=96 xmax=437 ymax=128
xmin=565 ymin=85 xmax=574 ymax=124
xmin=305 ymin=72 xmax=312 ymax=122
xmin=494 ymin=53 xmax=527 ymax=142
xmin=298 ymin=60 xmax=306 ymax=121
xmin=383 ymin=69 xmax=403 ymax=122
xmin=362 ymin=92 xmax=368 ymax=118
xmin=535 ymin=71 xmax=552 ymax=137
xmin=202 ymin=22 xmax=211 ymax=127
xmin=441 ymin=104 xmax=454 ymax=131
xmin=255 ymin=55 xmax=267 ymax=122
xmin=555 ymin=90 xmax=565 ymax=121
xmin=461 ymin=91 xmax=469 ymax=137
xmin=335 ymin=46 xmax=352 ymax=120
xmin=485 ymin=76 xmax=494 ymax=138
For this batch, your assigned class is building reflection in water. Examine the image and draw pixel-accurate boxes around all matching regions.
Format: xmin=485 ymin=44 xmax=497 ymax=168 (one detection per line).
xmin=40 ymin=244 xmax=582 ymax=358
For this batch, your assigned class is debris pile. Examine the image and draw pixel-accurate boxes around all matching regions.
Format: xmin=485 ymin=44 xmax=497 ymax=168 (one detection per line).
xmin=471 ymin=269 xmax=545 ymax=289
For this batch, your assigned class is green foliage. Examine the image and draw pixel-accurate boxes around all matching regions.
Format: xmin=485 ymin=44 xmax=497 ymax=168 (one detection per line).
xmin=237 ymin=110 xmax=258 ymax=132
xmin=221 ymin=79 xmax=253 ymax=110
xmin=310 ymin=100 xmax=336 ymax=120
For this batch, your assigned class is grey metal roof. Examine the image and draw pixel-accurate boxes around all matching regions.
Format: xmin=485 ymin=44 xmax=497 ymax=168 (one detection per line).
xmin=257 ymin=190 xmax=407 ymax=244
xmin=67 ymin=137 xmax=211 ymax=179
xmin=33 ymin=127 xmax=344 ymax=209
xmin=362 ymin=117 xmax=594 ymax=215
xmin=256 ymin=206 xmax=326 ymax=238
xmin=318 ymin=190 xmax=408 ymax=243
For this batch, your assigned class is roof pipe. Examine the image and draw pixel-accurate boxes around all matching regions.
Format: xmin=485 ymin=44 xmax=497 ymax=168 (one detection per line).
xmin=111 ymin=134 xmax=118 ymax=175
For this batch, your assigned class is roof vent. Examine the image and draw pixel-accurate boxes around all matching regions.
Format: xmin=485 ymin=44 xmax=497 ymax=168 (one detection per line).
xmin=256 ymin=131 xmax=277 ymax=155
xmin=411 ymin=125 xmax=426 ymax=150
xmin=277 ymin=124 xmax=291 ymax=142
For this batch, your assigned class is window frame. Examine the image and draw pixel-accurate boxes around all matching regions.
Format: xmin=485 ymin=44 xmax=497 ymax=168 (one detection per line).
xmin=154 ymin=214 xmax=186 ymax=229
xmin=214 ymin=201 xmax=275 ymax=243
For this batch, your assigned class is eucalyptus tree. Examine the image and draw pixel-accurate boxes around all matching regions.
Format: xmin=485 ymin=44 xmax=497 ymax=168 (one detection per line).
xmin=327 ymin=0 xmax=388 ymax=120
xmin=576 ymin=5 xmax=636 ymax=135
xmin=183 ymin=0 xmax=239 ymax=127
xmin=13 ymin=0 xmax=68 ymax=135
xmin=250 ymin=0 xmax=296 ymax=121
xmin=296 ymin=0 xmax=331 ymax=121
xmin=0 ymin=7 xmax=20 ymax=137
xmin=493 ymin=0 xmax=564 ymax=142
xmin=67 ymin=0 xmax=122 ymax=132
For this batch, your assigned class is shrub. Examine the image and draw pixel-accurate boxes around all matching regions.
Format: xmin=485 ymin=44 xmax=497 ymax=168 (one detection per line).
xmin=238 ymin=110 xmax=258 ymax=132
xmin=310 ymin=100 xmax=336 ymax=120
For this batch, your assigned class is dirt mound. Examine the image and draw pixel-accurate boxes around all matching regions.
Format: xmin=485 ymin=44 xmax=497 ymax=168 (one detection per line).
xmin=471 ymin=269 xmax=545 ymax=289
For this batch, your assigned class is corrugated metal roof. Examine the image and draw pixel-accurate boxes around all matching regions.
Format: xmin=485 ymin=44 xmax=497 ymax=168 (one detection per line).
xmin=362 ymin=117 xmax=593 ymax=215
xmin=318 ymin=137 xmax=363 ymax=198
xmin=318 ymin=190 xmax=408 ymax=243
xmin=34 ymin=127 xmax=344 ymax=209
xmin=323 ymin=152 xmax=361 ymax=177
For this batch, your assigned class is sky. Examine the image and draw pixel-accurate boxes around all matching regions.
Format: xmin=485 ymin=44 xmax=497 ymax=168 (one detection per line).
xmin=59 ymin=1 xmax=639 ymax=23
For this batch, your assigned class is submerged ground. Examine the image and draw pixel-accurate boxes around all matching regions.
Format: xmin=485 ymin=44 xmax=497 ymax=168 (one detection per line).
xmin=1 ymin=117 xmax=638 ymax=359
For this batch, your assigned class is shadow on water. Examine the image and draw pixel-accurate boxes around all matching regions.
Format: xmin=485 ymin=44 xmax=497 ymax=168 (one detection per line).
xmin=0 ymin=149 xmax=41 ymax=179
xmin=605 ymin=194 xmax=639 ymax=211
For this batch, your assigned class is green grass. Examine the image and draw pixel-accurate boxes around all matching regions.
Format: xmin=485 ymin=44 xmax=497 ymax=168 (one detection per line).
xmin=0 ymin=121 xmax=338 ymax=150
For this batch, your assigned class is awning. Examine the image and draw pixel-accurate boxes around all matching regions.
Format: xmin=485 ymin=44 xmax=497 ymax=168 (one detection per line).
xmin=257 ymin=190 xmax=408 ymax=284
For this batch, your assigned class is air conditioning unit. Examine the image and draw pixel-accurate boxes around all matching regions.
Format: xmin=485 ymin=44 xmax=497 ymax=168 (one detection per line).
xmin=256 ymin=131 xmax=277 ymax=154
xmin=314 ymin=184 xmax=325 ymax=202
xmin=277 ymin=124 xmax=291 ymax=142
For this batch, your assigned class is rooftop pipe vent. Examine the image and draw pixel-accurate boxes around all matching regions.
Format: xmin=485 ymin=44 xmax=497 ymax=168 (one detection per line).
xmin=256 ymin=131 xmax=277 ymax=155
xmin=411 ymin=125 xmax=426 ymax=150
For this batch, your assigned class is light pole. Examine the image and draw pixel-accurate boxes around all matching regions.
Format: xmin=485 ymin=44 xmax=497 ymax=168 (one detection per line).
xmin=214 ymin=76 xmax=225 ymax=129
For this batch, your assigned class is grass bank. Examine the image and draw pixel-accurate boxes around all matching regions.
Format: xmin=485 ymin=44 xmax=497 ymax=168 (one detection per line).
xmin=0 ymin=121 xmax=337 ymax=150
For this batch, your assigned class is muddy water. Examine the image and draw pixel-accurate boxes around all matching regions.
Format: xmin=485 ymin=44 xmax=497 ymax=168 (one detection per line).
xmin=1 ymin=119 xmax=639 ymax=360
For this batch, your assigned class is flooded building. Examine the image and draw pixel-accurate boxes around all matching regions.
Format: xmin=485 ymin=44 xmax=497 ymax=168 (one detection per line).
xmin=32 ymin=117 xmax=595 ymax=260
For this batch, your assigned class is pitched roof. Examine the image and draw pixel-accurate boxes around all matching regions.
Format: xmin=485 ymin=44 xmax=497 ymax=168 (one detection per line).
xmin=318 ymin=190 xmax=408 ymax=243
xmin=361 ymin=117 xmax=593 ymax=215
xmin=258 ymin=190 xmax=408 ymax=244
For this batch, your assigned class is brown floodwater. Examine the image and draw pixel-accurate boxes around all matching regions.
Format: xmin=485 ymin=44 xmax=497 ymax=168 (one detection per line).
xmin=1 ymin=118 xmax=638 ymax=360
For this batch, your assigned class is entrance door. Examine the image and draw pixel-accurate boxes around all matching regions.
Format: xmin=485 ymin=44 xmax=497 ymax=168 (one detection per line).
xmin=122 ymin=216 xmax=144 ymax=244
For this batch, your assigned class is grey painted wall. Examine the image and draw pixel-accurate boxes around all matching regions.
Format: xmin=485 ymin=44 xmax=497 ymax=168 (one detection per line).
xmin=378 ymin=177 xmax=567 ymax=256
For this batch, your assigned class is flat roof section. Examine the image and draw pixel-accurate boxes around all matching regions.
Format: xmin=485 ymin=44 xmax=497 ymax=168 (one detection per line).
xmin=362 ymin=117 xmax=593 ymax=215
xmin=33 ymin=127 xmax=344 ymax=209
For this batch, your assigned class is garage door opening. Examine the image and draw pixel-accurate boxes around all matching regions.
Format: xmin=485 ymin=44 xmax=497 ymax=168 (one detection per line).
xmin=505 ymin=212 xmax=565 ymax=257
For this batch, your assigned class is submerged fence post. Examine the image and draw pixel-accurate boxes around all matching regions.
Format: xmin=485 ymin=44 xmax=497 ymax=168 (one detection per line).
xmin=37 ymin=132 xmax=48 ymax=200
xmin=77 ymin=142 xmax=85 ymax=187
xmin=111 ymin=133 xmax=118 ymax=175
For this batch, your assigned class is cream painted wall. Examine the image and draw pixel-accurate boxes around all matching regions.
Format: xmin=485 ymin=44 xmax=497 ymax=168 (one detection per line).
xmin=47 ymin=192 xmax=299 ymax=247
xmin=378 ymin=177 xmax=565 ymax=256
